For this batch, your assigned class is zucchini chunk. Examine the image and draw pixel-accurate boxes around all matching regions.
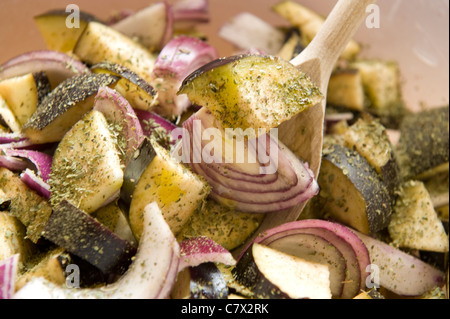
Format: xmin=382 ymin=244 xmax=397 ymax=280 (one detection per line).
xmin=327 ymin=68 xmax=365 ymax=111
xmin=318 ymin=144 xmax=393 ymax=234
xmin=34 ymin=9 xmax=99 ymax=53
xmin=48 ymin=110 xmax=124 ymax=214
xmin=22 ymin=73 xmax=119 ymax=144
xmin=388 ymin=180 xmax=449 ymax=253
xmin=0 ymin=167 xmax=53 ymax=243
xmin=177 ymin=199 xmax=265 ymax=251
xmin=232 ymin=243 xmax=332 ymax=299
xmin=273 ymin=0 xmax=360 ymax=61
xmin=128 ymin=140 xmax=210 ymax=241
xmin=395 ymin=106 xmax=449 ymax=180
xmin=73 ymin=21 xmax=157 ymax=83
xmin=179 ymin=54 xmax=322 ymax=135
xmin=0 ymin=72 xmax=51 ymax=127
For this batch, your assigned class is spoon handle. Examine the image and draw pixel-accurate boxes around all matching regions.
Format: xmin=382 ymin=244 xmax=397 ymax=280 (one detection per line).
xmin=291 ymin=0 xmax=376 ymax=89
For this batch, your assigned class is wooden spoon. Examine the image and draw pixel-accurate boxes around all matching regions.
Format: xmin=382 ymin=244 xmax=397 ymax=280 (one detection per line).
xmin=240 ymin=0 xmax=376 ymax=254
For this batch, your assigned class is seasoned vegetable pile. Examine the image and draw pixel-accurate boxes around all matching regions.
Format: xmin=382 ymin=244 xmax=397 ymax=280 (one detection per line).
xmin=1 ymin=0 xmax=448 ymax=299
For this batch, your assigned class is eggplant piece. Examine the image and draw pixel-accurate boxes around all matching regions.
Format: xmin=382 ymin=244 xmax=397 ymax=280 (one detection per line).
xmin=177 ymin=199 xmax=264 ymax=251
xmin=277 ymin=28 xmax=304 ymax=62
xmin=22 ymin=73 xmax=119 ymax=144
xmin=273 ymin=0 xmax=360 ymax=61
xmin=171 ymin=262 xmax=229 ymax=299
xmin=49 ymin=110 xmax=124 ymax=214
xmin=128 ymin=140 xmax=210 ymax=241
xmin=91 ymin=62 xmax=158 ymax=112
xmin=43 ymin=199 xmax=137 ymax=275
xmin=178 ymin=54 xmax=322 ymax=134
xmin=0 ymin=72 xmax=51 ymax=127
xmin=350 ymin=60 xmax=402 ymax=111
xmin=233 ymin=243 xmax=332 ymax=299
xmin=339 ymin=115 xmax=400 ymax=193
xmin=0 ymin=167 xmax=53 ymax=243
xmin=388 ymin=180 xmax=448 ymax=253
xmin=111 ymin=2 xmax=173 ymax=51
xmin=327 ymin=68 xmax=365 ymax=111
xmin=395 ymin=106 xmax=449 ymax=180
xmin=15 ymin=202 xmax=180 ymax=299
xmin=34 ymin=9 xmax=100 ymax=53
xmin=0 ymin=96 xmax=21 ymax=132
xmin=73 ymin=21 xmax=157 ymax=83
xmin=353 ymin=289 xmax=385 ymax=299
xmin=120 ymin=137 xmax=157 ymax=208
xmin=318 ymin=144 xmax=393 ymax=234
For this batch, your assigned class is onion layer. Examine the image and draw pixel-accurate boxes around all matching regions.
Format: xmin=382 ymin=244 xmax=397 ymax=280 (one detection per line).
xmin=179 ymin=236 xmax=236 ymax=271
xmin=152 ymin=35 xmax=219 ymax=117
xmin=0 ymin=254 xmax=19 ymax=300
xmin=180 ymin=108 xmax=319 ymax=213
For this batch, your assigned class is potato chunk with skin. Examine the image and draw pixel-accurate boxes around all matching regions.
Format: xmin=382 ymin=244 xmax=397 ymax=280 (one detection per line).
xmin=129 ymin=142 xmax=210 ymax=241
xmin=48 ymin=110 xmax=124 ymax=213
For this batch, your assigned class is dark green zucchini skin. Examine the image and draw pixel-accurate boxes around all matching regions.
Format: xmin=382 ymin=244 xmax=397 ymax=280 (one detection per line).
xmin=396 ymin=106 xmax=449 ymax=180
xmin=321 ymin=144 xmax=393 ymax=234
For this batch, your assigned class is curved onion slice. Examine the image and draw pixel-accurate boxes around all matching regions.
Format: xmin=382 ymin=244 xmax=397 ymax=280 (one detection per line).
xmin=179 ymin=236 xmax=236 ymax=271
xmin=0 ymin=154 xmax=29 ymax=172
xmin=152 ymin=35 xmax=219 ymax=117
xmin=2 ymin=148 xmax=52 ymax=181
xmin=0 ymin=50 xmax=89 ymax=88
xmin=20 ymin=168 xmax=51 ymax=199
xmin=244 ymin=219 xmax=371 ymax=299
xmin=93 ymin=86 xmax=144 ymax=165
xmin=356 ymin=231 xmax=446 ymax=297
xmin=14 ymin=202 xmax=180 ymax=299
xmin=180 ymin=108 xmax=319 ymax=213
xmin=0 ymin=132 xmax=27 ymax=144
xmin=0 ymin=254 xmax=19 ymax=300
